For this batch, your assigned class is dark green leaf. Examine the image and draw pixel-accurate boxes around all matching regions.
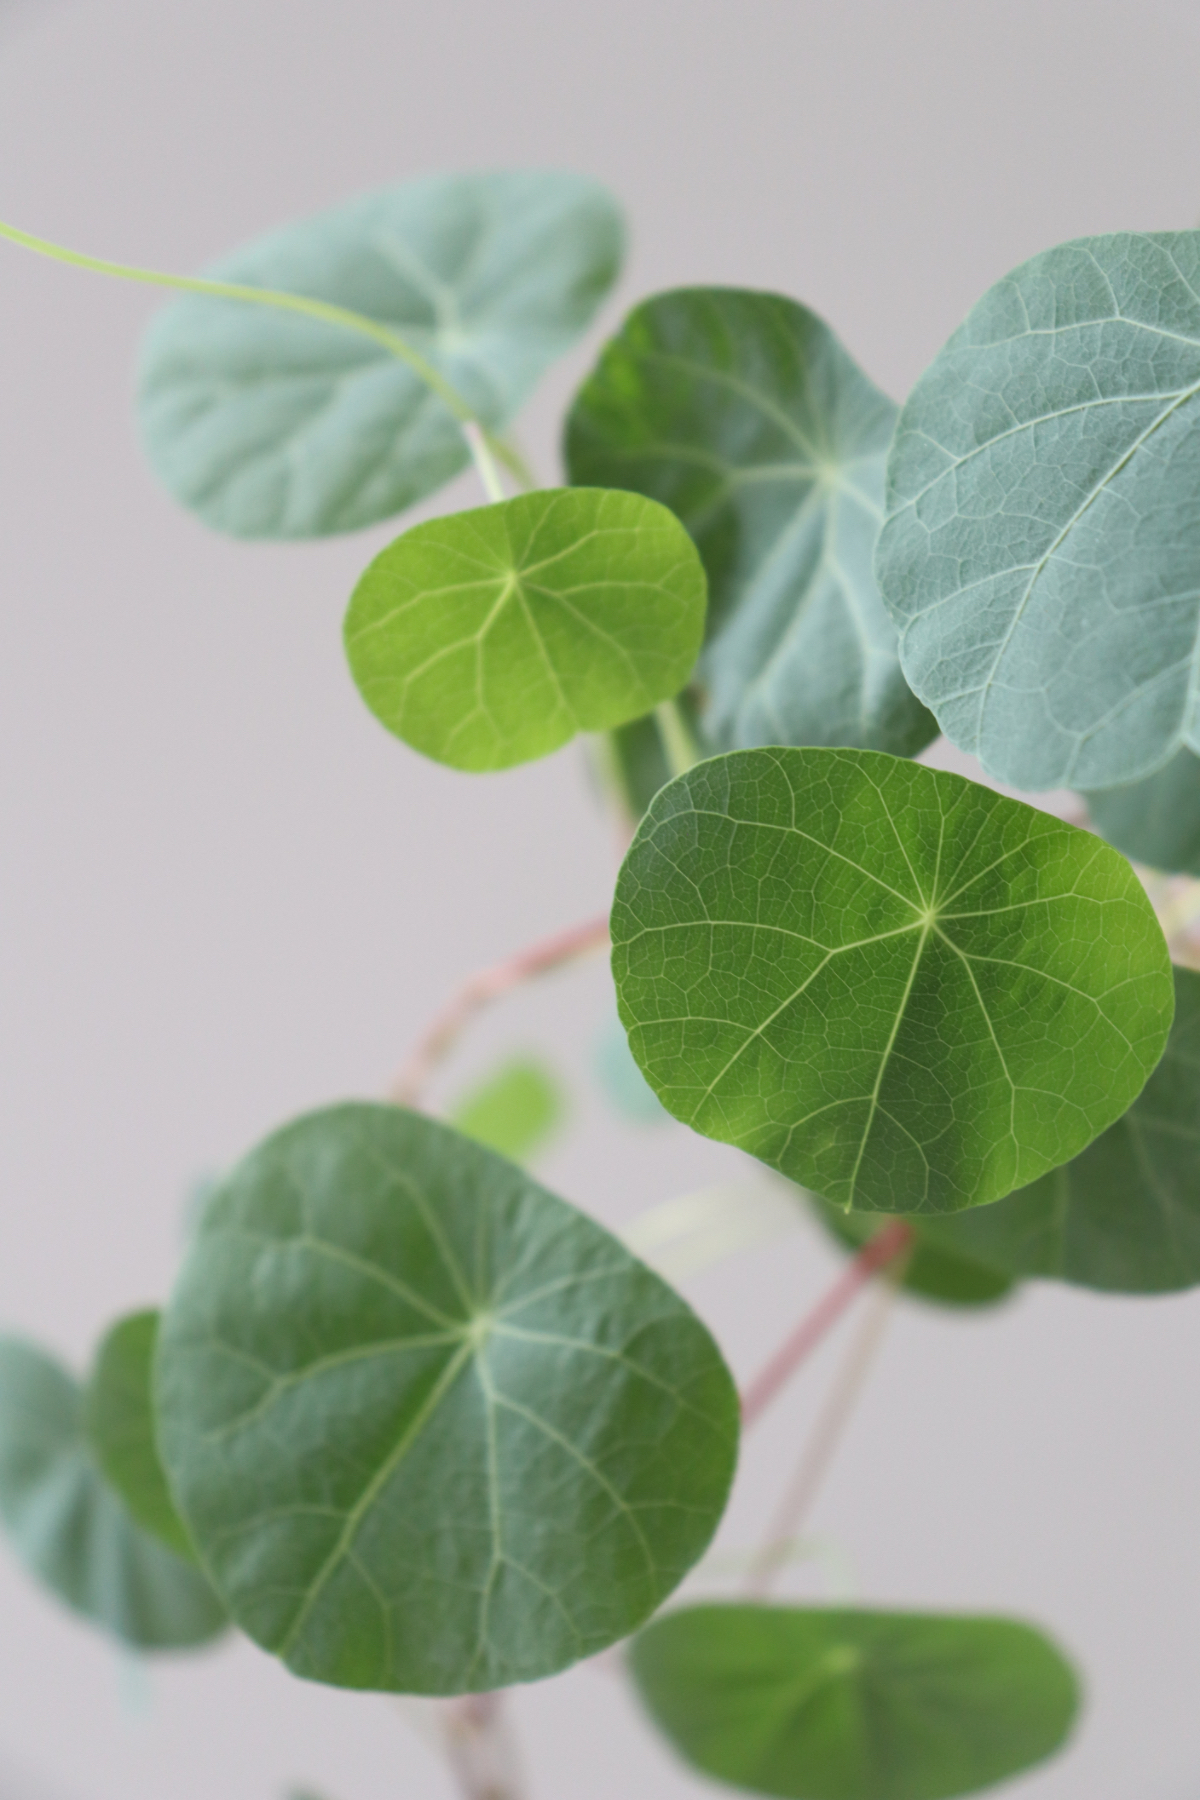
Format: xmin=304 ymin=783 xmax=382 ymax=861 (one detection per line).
xmin=806 ymin=1196 xmax=1013 ymax=1308
xmin=343 ymin=489 xmax=707 ymax=771
xmin=566 ymin=288 xmax=935 ymax=757
xmin=84 ymin=1309 xmax=197 ymax=1562
xmin=0 ymin=1337 xmax=226 ymax=1649
xmin=601 ymin=712 xmax=673 ymax=825
xmin=629 ymin=1603 xmax=1080 ymax=1800
xmin=138 ymin=170 xmax=624 ymax=538
xmin=877 ymin=231 xmax=1200 ymax=791
xmin=1085 ymin=746 xmax=1200 ymax=874
xmin=155 ymin=1103 xmax=738 ymax=1695
xmin=448 ymin=1057 xmax=564 ymax=1163
xmin=919 ymin=963 xmax=1200 ymax=1292
xmin=611 ymin=748 xmax=1173 ymax=1213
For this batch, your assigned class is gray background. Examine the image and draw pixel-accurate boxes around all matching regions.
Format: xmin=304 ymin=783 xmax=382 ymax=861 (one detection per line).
xmin=1 ymin=0 xmax=1199 ymax=1795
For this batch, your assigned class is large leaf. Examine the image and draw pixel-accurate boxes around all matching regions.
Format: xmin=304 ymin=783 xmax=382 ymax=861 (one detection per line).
xmin=343 ymin=489 xmax=705 ymax=771
xmin=629 ymin=1603 xmax=1080 ymax=1800
xmin=877 ymin=231 xmax=1200 ymax=791
xmin=1085 ymin=746 xmax=1200 ymax=874
xmin=611 ymin=748 xmax=1173 ymax=1214
xmin=806 ymin=1196 xmax=1013 ymax=1309
xmin=138 ymin=170 xmax=624 ymax=538
xmin=0 ymin=1337 xmax=226 ymax=1649
xmin=155 ymin=1103 xmax=738 ymax=1695
xmin=565 ymin=288 xmax=935 ymax=757
xmin=448 ymin=1056 xmax=564 ymax=1163
xmin=84 ymin=1309 xmax=197 ymax=1561
xmin=917 ymin=963 xmax=1200 ymax=1292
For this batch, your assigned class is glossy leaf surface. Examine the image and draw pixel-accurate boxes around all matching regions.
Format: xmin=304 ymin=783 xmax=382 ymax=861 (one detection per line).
xmin=86 ymin=1309 xmax=198 ymax=1561
xmin=921 ymin=964 xmax=1200 ymax=1291
xmin=344 ymin=489 xmax=706 ymax=771
xmin=448 ymin=1057 xmax=564 ymax=1163
xmin=139 ymin=170 xmax=624 ymax=538
xmin=807 ymin=1197 xmax=1013 ymax=1308
xmin=156 ymin=1103 xmax=738 ymax=1694
xmin=630 ymin=1604 xmax=1079 ymax=1800
xmin=878 ymin=231 xmax=1200 ymax=790
xmin=611 ymin=748 xmax=1172 ymax=1213
xmin=1085 ymin=746 xmax=1200 ymax=874
xmin=0 ymin=1338 xmax=226 ymax=1648
xmin=567 ymin=288 xmax=935 ymax=757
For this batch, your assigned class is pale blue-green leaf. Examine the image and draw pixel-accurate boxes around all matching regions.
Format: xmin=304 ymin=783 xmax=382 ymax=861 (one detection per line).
xmin=1085 ymin=745 xmax=1200 ymax=874
xmin=594 ymin=1010 xmax=669 ymax=1123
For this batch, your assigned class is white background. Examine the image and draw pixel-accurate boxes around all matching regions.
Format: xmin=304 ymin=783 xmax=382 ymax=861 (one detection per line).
xmin=1 ymin=1 xmax=1199 ymax=1795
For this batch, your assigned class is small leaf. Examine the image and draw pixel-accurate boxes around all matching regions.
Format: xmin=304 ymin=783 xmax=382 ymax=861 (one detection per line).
xmin=1085 ymin=746 xmax=1200 ymax=874
xmin=155 ymin=1103 xmax=738 ymax=1695
xmin=138 ymin=170 xmax=624 ymax=539
xmin=0 ymin=1337 xmax=226 ymax=1649
xmin=594 ymin=1009 xmax=669 ymax=1124
xmin=806 ymin=1196 xmax=1013 ymax=1309
xmin=877 ymin=230 xmax=1200 ymax=791
xmin=629 ymin=1603 xmax=1080 ymax=1800
xmin=919 ymin=963 xmax=1200 ymax=1292
xmin=566 ymin=288 xmax=935 ymax=757
xmin=343 ymin=489 xmax=706 ymax=772
xmin=84 ymin=1309 xmax=197 ymax=1562
xmin=448 ymin=1056 xmax=564 ymax=1163
xmin=611 ymin=748 xmax=1173 ymax=1213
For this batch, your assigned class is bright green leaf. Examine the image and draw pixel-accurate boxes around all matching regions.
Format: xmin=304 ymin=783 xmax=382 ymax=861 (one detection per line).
xmin=611 ymin=748 xmax=1173 ymax=1214
xmin=0 ymin=1337 xmax=226 ymax=1649
xmin=806 ymin=1196 xmax=1013 ymax=1309
xmin=138 ymin=170 xmax=624 ymax=539
xmin=877 ymin=231 xmax=1200 ymax=791
xmin=84 ymin=1309 xmax=197 ymax=1562
xmin=343 ymin=489 xmax=706 ymax=771
xmin=566 ymin=288 xmax=936 ymax=758
xmin=155 ymin=1103 xmax=738 ymax=1695
xmin=629 ymin=1603 xmax=1080 ymax=1800
xmin=1085 ymin=746 xmax=1200 ymax=874
xmin=919 ymin=963 xmax=1200 ymax=1292
xmin=448 ymin=1056 xmax=564 ymax=1163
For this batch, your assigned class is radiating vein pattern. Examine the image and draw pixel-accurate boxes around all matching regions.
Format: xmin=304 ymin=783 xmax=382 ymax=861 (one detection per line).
xmin=155 ymin=1104 xmax=738 ymax=1694
xmin=611 ymin=748 xmax=1173 ymax=1213
xmin=567 ymin=287 xmax=935 ymax=757
xmin=877 ymin=231 xmax=1200 ymax=790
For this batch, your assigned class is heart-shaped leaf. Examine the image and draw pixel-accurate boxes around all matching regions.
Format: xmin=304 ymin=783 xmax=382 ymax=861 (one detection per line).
xmin=1085 ymin=746 xmax=1200 ymax=874
xmin=629 ymin=1603 xmax=1080 ymax=1800
xmin=565 ymin=288 xmax=935 ymax=758
xmin=155 ymin=1103 xmax=738 ymax=1695
xmin=343 ymin=489 xmax=706 ymax=771
xmin=806 ymin=1196 xmax=1013 ymax=1308
xmin=84 ymin=1309 xmax=197 ymax=1562
xmin=448 ymin=1057 xmax=564 ymax=1164
xmin=138 ymin=170 xmax=624 ymax=539
xmin=877 ymin=231 xmax=1200 ymax=791
xmin=917 ymin=963 xmax=1200 ymax=1292
xmin=611 ymin=748 xmax=1173 ymax=1213
xmin=0 ymin=1336 xmax=226 ymax=1649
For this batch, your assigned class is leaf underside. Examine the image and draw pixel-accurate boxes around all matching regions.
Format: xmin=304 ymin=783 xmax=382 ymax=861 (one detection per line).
xmin=806 ymin=1195 xmax=1013 ymax=1308
xmin=1085 ymin=745 xmax=1200 ymax=875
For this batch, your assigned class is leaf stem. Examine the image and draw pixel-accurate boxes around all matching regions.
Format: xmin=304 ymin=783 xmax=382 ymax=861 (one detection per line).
xmin=462 ymin=421 xmax=507 ymax=503
xmin=739 ymin=1219 xmax=914 ymax=1430
xmin=653 ymin=699 xmax=702 ymax=780
xmin=440 ymin=1693 xmax=526 ymax=1800
xmin=389 ymin=914 xmax=611 ymax=1109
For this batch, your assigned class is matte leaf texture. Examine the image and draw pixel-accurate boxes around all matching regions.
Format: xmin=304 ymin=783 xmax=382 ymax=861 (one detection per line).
xmin=917 ymin=963 xmax=1200 ymax=1292
xmin=629 ymin=1604 xmax=1080 ymax=1800
xmin=602 ymin=711 xmax=673 ymax=824
xmin=85 ymin=1309 xmax=198 ymax=1561
xmin=806 ymin=1196 xmax=1013 ymax=1308
xmin=138 ymin=170 xmax=624 ymax=538
xmin=877 ymin=230 xmax=1200 ymax=791
xmin=1085 ymin=745 xmax=1200 ymax=874
xmin=343 ymin=489 xmax=706 ymax=771
xmin=0 ymin=1337 xmax=226 ymax=1649
xmin=448 ymin=1056 xmax=565 ymax=1163
xmin=566 ymin=288 xmax=936 ymax=757
xmin=611 ymin=748 xmax=1173 ymax=1214
xmin=155 ymin=1103 xmax=739 ymax=1695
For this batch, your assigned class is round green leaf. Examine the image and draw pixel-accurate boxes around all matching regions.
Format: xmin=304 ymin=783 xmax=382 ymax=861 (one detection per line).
xmin=1085 ymin=746 xmax=1200 ymax=874
xmin=877 ymin=230 xmax=1200 ymax=791
xmin=629 ymin=1603 xmax=1080 ymax=1800
xmin=155 ymin=1103 xmax=738 ymax=1695
xmin=920 ymin=963 xmax=1200 ymax=1292
xmin=448 ymin=1056 xmax=565 ymax=1164
xmin=343 ymin=489 xmax=706 ymax=771
xmin=565 ymin=288 xmax=936 ymax=758
xmin=84 ymin=1309 xmax=197 ymax=1562
xmin=0 ymin=1337 xmax=226 ymax=1649
xmin=806 ymin=1197 xmax=1013 ymax=1309
xmin=138 ymin=170 xmax=624 ymax=539
xmin=611 ymin=748 xmax=1173 ymax=1214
